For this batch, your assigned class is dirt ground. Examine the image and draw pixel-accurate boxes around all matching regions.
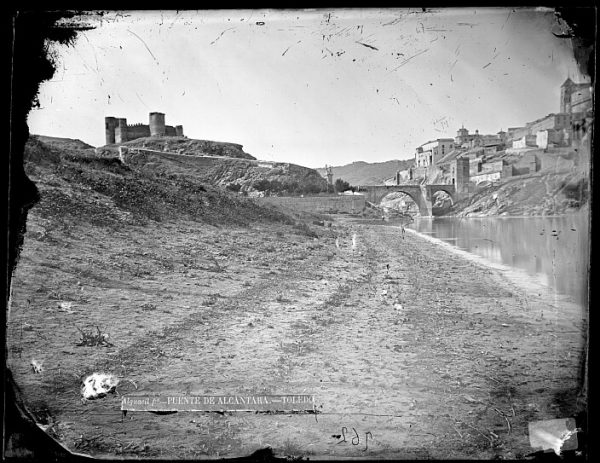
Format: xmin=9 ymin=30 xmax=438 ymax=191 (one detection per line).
xmin=6 ymin=187 xmax=587 ymax=459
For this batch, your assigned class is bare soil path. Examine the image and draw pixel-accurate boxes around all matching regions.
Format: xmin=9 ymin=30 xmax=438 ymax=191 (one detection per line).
xmin=7 ymin=207 xmax=586 ymax=459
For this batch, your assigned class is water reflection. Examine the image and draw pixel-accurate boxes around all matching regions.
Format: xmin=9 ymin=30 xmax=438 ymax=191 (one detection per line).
xmin=408 ymin=213 xmax=589 ymax=308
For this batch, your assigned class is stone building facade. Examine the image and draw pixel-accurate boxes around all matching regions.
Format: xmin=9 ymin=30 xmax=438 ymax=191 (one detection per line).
xmin=415 ymin=138 xmax=455 ymax=167
xmin=527 ymin=113 xmax=571 ymax=134
xmin=454 ymin=126 xmax=503 ymax=149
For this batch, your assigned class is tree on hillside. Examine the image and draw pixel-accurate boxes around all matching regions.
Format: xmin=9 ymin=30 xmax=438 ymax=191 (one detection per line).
xmin=226 ymin=183 xmax=241 ymax=192
xmin=252 ymin=179 xmax=272 ymax=192
xmin=334 ymin=178 xmax=352 ymax=193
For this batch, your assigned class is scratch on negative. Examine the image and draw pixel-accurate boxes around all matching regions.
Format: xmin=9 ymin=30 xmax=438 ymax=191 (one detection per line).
xmin=135 ymin=92 xmax=148 ymax=109
xmin=389 ymin=48 xmax=429 ymax=73
xmin=482 ymin=62 xmax=491 ymax=69
xmin=501 ymin=10 xmax=512 ymax=30
xmin=356 ymin=41 xmax=379 ymax=51
xmin=211 ymin=27 xmax=236 ymax=45
xmin=127 ymin=29 xmax=158 ymax=63
xmin=282 ymin=40 xmax=302 ymax=56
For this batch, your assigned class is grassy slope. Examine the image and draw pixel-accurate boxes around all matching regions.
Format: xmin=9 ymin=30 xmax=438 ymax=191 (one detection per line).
xmin=96 ymin=136 xmax=328 ymax=195
xmin=24 ymin=136 xmax=296 ymax=227
xmin=8 ymin=134 xmax=366 ymax=460
xmin=100 ymin=136 xmax=256 ymax=159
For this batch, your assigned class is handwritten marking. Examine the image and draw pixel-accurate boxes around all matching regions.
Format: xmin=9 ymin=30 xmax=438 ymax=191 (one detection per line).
xmin=336 ymin=427 xmax=374 ymax=450
xmin=351 ymin=427 xmax=360 ymax=445
xmin=337 ymin=426 xmax=348 ymax=444
xmin=364 ymin=431 xmax=373 ymax=451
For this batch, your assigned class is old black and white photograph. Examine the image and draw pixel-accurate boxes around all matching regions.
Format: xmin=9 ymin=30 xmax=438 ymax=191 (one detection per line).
xmin=5 ymin=7 xmax=593 ymax=460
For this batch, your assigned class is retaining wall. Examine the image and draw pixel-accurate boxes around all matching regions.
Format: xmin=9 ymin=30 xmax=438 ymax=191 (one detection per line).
xmin=257 ymin=195 xmax=365 ymax=214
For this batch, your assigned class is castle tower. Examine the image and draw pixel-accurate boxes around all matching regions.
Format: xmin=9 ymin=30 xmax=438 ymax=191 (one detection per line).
xmin=455 ymin=157 xmax=470 ymax=196
xmin=115 ymin=118 xmax=128 ymax=143
xmin=105 ymin=117 xmax=117 ymax=145
xmin=175 ymin=125 xmax=184 ymax=137
xmin=149 ymin=112 xmax=166 ymax=137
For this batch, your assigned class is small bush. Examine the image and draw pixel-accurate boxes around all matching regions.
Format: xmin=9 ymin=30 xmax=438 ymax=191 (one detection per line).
xmin=293 ymin=222 xmax=318 ymax=238
xmin=226 ymin=183 xmax=241 ymax=192
xmin=76 ymin=326 xmax=113 ymax=347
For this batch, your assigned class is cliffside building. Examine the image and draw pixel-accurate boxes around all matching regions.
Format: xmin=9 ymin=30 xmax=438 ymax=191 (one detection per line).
xmin=454 ymin=126 xmax=503 ymax=149
xmin=415 ymin=138 xmax=455 ymax=168
xmin=412 ymin=76 xmax=591 ymax=182
xmin=105 ymin=112 xmax=184 ymax=145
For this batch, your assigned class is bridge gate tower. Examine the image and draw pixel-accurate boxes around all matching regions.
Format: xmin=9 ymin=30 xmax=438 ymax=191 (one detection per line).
xmin=455 ymin=157 xmax=470 ymax=197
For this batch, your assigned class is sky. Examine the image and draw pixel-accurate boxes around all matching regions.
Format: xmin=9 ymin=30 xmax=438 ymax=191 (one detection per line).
xmin=27 ymin=8 xmax=589 ymax=168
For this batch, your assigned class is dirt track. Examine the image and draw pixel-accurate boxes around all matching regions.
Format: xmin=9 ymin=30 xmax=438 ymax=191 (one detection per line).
xmin=7 ymin=205 xmax=587 ymax=459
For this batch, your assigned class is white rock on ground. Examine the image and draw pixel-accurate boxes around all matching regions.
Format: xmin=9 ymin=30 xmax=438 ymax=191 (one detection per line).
xmin=81 ymin=373 xmax=119 ymax=400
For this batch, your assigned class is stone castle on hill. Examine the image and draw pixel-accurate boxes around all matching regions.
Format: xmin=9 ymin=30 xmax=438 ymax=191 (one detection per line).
xmin=105 ymin=112 xmax=183 ymax=145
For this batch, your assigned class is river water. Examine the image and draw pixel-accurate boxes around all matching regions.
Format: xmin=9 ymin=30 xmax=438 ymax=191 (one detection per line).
xmin=407 ymin=212 xmax=590 ymax=309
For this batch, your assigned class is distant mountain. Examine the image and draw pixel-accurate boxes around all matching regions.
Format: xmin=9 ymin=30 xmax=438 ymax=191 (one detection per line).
xmin=316 ymin=159 xmax=414 ymax=186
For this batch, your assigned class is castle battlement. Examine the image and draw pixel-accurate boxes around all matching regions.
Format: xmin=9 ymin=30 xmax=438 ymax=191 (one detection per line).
xmin=105 ymin=112 xmax=184 ymax=145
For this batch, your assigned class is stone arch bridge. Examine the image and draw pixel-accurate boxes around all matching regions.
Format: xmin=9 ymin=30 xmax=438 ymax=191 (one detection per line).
xmin=357 ymin=184 xmax=457 ymax=216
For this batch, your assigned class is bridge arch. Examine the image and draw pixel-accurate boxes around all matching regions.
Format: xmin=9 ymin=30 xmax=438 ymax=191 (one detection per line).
xmin=430 ymin=190 xmax=455 ymax=209
xmin=360 ymin=183 xmax=457 ymax=217
xmin=380 ymin=191 xmax=421 ymax=215
xmin=426 ymin=185 xmax=457 ymax=204
xmin=362 ymin=185 xmax=431 ymax=216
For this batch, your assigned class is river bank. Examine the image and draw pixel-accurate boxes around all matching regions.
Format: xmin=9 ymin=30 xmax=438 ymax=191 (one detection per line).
xmin=7 ymin=207 xmax=587 ymax=459
xmin=449 ymin=169 xmax=588 ymax=218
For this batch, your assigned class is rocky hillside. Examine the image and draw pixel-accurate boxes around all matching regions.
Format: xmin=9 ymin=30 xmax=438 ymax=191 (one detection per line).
xmin=450 ymin=170 xmax=589 ymax=217
xmin=98 ymin=136 xmax=256 ymax=160
xmin=34 ymin=135 xmax=96 ymax=151
xmin=206 ymin=160 xmax=328 ymax=195
xmin=316 ymin=159 xmax=414 ymax=186
xmin=23 ymin=135 xmax=299 ymax=226
xmin=89 ymin=135 xmax=328 ymax=196
xmin=28 ymin=133 xmax=329 ymax=206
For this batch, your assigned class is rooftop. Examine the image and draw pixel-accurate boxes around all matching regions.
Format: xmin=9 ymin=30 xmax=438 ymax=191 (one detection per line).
xmin=436 ymin=149 xmax=464 ymax=165
xmin=417 ymin=138 xmax=455 ymax=148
